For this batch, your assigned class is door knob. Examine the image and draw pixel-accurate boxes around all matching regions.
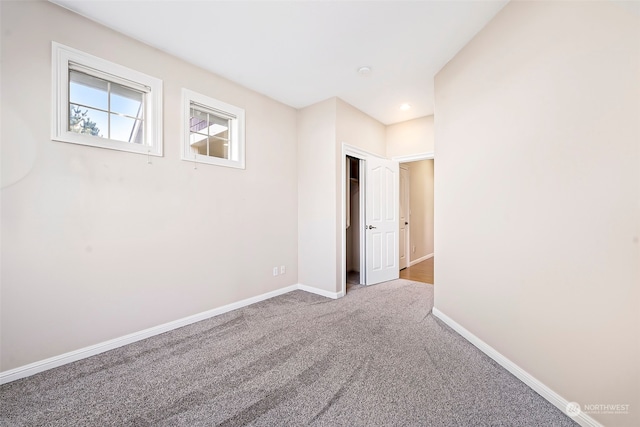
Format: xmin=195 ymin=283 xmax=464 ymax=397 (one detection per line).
xmin=367 ymin=225 xmax=377 ymax=229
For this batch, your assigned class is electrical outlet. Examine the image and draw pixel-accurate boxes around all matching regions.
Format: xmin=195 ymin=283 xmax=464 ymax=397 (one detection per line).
xmin=273 ymin=267 xmax=279 ymax=276
xmin=280 ymin=265 xmax=286 ymax=274
xmin=412 ymin=246 xmax=416 ymax=253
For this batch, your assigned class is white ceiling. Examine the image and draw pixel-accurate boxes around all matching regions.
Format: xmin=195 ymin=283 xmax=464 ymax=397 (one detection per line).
xmin=51 ymin=0 xmax=509 ymax=125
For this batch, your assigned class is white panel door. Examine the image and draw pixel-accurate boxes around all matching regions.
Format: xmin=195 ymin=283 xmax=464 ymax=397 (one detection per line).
xmin=365 ymin=157 xmax=399 ymax=285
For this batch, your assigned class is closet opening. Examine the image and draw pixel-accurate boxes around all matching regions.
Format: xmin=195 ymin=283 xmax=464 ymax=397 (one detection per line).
xmin=345 ymin=155 xmax=364 ymax=290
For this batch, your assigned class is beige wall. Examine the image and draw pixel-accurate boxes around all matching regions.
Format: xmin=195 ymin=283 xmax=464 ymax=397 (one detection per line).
xmin=386 ymin=115 xmax=434 ymax=159
xmin=406 ymin=160 xmax=434 ymax=263
xmin=297 ymin=98 xmax=337 ymax=291
xmin=297 ymin=97 xmax=386 ymax=293
xmin=336 ymin=98 xmax=387 ymax=157
xmin=434 ymin=1 xmax=640 ymax=426
xmin=1 ymin=1 xmax=298 ymax=371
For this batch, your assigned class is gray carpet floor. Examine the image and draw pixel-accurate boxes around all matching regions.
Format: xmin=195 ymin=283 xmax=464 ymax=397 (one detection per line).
xmin=0 ymin=279 xmax=577 ymax=426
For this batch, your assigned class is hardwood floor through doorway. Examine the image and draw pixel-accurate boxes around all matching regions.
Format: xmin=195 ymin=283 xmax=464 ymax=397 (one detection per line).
xmin=400 ymin=257 xmax=434 ymax=284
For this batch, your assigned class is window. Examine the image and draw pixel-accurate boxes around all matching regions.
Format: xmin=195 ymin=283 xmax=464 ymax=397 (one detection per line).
xmin=182 ymin=89 xmax=245 ymax=169
xmin=52 ymin=42 xmax=163 ymax=156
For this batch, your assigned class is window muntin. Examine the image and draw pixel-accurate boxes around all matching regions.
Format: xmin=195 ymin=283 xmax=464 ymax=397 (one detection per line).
xmin=52 ymin=42 xmax=162 ymax=156
xmin=181 ymin=89 xmax=245 ymax=169
xmin=68 ymin=69 xmax=145 ymax=143
xmin=189 ymin=104 xmax=231 ymax=160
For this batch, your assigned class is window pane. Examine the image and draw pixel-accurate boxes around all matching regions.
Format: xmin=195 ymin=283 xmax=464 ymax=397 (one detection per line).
xmin=189 ymin=133 xmax=207 ymax=150
xmin=189 ymin=105 xmax=230 ymax=159
xmin=207 ymin=137 xmax=229 ymax=159
xmin=190 ymin=106 xmax=229 ymax=135
xmin=69 ymin=71 xmax=108 ymax=111
xmin=69 ymin=104 xmax=107 ymax=137
xmin=111 ymin=114 xmax=143 ymax=143
xmin=190 ymin=108 xmax=206 ymax=131
xmin=111 ymin=83 xmax=143 ymax=118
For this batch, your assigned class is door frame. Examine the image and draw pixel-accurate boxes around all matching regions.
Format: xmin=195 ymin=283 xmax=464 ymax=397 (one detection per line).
xmin=392 ymin=152 xmax=434 ymax=163
xmin=399 ymin=164 xmax=410 ymax=270
xmin=393 ymin=152 xmax=435 ymax=274
xmin=340 ymin=147 xmax=434 ymax=297
xmin=344 ymin=153 xmax=366 ymax=286
xmin=341 ymin=143 xmax=386 ymax=296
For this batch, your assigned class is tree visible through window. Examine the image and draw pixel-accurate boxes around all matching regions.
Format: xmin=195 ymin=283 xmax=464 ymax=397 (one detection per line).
xmin=52 ymin=42 xmax=163 ymax=156
xmin=68 ymin=69 xmax=144 ymax=144
xmin=69 ymin=105 xmax=101 ymax=136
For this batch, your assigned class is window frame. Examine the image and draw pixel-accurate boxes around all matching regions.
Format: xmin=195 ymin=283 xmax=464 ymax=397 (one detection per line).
xmin=181 ymin=88 xmax=245 ymax=169
xmin=51 ymin=42 xmax=163 ymax=156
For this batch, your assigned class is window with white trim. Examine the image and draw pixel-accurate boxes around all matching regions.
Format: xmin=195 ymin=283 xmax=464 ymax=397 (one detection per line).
xmin=52 ymin=42 xmax=163 ymax=156
xmin=182 ymin=89 xmax=245 ymax=169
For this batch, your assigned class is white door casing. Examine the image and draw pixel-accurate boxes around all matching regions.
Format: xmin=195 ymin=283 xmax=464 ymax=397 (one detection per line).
xmin=399 ymin=165 xmax=409 ymax=270
xmin=365 ymin=156 xmax=400 ymax=285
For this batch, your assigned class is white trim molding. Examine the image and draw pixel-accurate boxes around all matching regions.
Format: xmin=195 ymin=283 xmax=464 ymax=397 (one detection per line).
xmin=0 ymin=283 xmax=346 ymax=385
xmin=342 ymin=143 xmax=386 ymax=161
xmin=1 ymin=285 xmax=299 ymax=385
xmin=51 ymin=42 xmax=163 ymax=156
xmin=432 ymin=308 xmax=603 ymax=427
xmin=409 ymin=253 xmax=434 ymax=266
xmin=341 ymin=142 xmax=381 ymax=296
xmin=181 ymin=88 xmax=245 ymax=169
xmin=297 ymin=283 xmax=344 ymax=300
xmin=392 ymin=151 xmax=434 ymax=163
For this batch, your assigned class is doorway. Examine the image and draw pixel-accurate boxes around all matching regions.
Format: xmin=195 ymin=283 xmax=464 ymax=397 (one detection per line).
xmin=341 ymin=145 xmax=400 ymax=296
xmin=345 ymin=155 xmax=364 ymax=289
xmin=396 ymin=155 xmax=435 ymax=284
xmin=399 ymin=165 xmax=410 ymax=270
xmin=399 ymin=257 xmax=434 ymax=283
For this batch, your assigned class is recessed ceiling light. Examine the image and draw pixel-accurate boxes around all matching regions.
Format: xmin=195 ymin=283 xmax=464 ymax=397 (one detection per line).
xmin=357 ymin=66 xmax=372 ymax=75
xmin=400 ymin=103 xmax=411 ymax=111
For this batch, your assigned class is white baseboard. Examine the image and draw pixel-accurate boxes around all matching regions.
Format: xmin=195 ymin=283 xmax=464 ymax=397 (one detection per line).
xmin=409 ymin=253 xmax=434 ymax=266
xmin=432 ymin=308 xmax=603 ymax=427
xmin=0 ymin=283 xmax=347 ymax=385
xmin=297 ymin=283 xmax=344 ymax=299
xmin=0 ymin=284 xmax=299 ymax=385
